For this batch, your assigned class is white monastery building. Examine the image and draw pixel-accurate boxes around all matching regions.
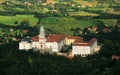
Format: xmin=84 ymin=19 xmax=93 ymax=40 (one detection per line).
xmin=19 ymin=26 xmax=65 ymax=52
xmin=72 ymin=38 xmax=97 ymax=57
xmin=19 ymin=26 xmax=97 ymax=56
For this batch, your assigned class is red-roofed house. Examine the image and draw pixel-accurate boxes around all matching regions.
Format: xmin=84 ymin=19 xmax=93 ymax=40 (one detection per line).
xmin=72 ymin=38 xmax=97 ymax=57
xmin=46 ymin=34 xmax=65 ymax=52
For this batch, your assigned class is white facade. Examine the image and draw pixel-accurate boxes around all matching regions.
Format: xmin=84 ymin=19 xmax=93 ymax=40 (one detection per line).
xmin=19 ymin=41 xmax=31 ymax=50
xmin=19 ymin=26 xmax=97 ymax=56
xmin=73 ymin=46 xmax=90 ymax=56
xmin=31 ymin=42 xmax=40 ymax=49
xmin=58 ymin=39 xmax=65 ymax=52
xmin=90 ymin=40 xmax=97 ymax=54
xmin=46 ymin=42 xmax=53 ymax=49
xmin=72 ymin=38 xmax=97 ymax=57
xmin=52 ymin=42 xmax=58 ymax=52
xmin=19 ymin=26 xmax=65 ymax=52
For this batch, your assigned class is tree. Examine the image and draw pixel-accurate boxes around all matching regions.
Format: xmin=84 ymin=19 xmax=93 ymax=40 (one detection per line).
xmin=82 ymin=27 xmax=89 ymax=35
xmin=93 ymin=20 xmax=105 ymax=32
xmin=20 ymin=19 xmax=29 ymax=29
xmin=0 ymin=28 xmax=2 ymax=37
xmin=117 ymin=19 xmax=120 ymax=25
xmin=14 ymin=21 xmax=18 ymax=25
xmin=109 ymin=0 xmax=115 ymax=7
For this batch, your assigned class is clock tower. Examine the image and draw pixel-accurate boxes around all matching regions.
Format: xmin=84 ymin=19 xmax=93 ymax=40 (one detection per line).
xmin=39 ymin=26 xmax=46 ymax=49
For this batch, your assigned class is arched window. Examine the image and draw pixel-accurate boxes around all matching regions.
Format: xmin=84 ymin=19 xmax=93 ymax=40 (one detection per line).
xmin=41 ymin=45 xmax=43 ymax=48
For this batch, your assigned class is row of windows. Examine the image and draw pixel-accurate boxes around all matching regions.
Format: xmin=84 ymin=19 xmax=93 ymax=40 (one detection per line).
xmin=22 ymin=45 xmax=53 ymax=49
xmin=74 ymin=54 xmax=89 ymax=57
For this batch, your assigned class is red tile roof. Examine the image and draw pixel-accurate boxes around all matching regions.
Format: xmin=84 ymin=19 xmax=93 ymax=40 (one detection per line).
xmin=67 ymin=36 xmax=82 ymax=39
xmin=31 ymin=36 xmax=39 ymax=42
xmin=46 ymin=34 xmax=50 ymax=38
xmin=112 ymin=55 xmax=120 ymax=60
xmin=31 ymin=34 xmax=51 ymax=42
xmin=67 ymin=36 xmax=83 ymax=42
xmin=22 ymin=30 xmax=29 ymax=33
xmin=103 ymin=28 xmax=112 ymax=33
xmin=47 ymin=34 xmax=65 ymax=43
xmin=88 ymin=38 xmax=97 ymax=45
xmin=73 ymin=43 xmax=89 ymax=46
xmin=74 ymin=39 xmax=83 ymax=42
xmin=73 ymin=38 xmax=97 ymax=46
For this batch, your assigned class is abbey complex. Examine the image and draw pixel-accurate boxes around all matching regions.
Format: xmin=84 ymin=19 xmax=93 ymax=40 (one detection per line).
xmin=19 ymin=26 xmax=98 ymax=57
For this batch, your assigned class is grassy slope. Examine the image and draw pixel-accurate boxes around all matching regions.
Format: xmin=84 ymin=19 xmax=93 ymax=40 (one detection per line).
xmin=100 ymin=19 xmax=117 ymax=26
xmin=68 ymin=11 xmax=100 ymax=16
xmin=41 ymin=17 xmax=117 ymax=35
xmin=0 ymin=0 xmax=16 ymax=3
xmin=0 ymin=15 xmax=38 ymax=26
xmin=73 ymin=0 xmax=97 ymax=4
xmin=73 ymin=0 xmax=120 ymax=16
xmin=41 ymin=17 xmax=89 ymax=35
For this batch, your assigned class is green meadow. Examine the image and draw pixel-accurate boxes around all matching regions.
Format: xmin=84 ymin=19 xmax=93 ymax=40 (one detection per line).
xmin=0 ymin=15 xmax=38 ymax=26
xmin=0 ymin=15 xmax=117 ymax=35
xmin=41 ymin=17 xmax=117 ymax=35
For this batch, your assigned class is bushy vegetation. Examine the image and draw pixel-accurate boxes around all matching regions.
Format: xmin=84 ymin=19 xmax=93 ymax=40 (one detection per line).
xmin=0 ymin=15 xmax=38 ymax=26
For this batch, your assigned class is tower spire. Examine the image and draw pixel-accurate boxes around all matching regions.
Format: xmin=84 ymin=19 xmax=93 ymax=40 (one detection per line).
xmin=39 ymin=26 xmax=45 ymax=38
xmin=38 ymin=26 xmax=46 ymax=49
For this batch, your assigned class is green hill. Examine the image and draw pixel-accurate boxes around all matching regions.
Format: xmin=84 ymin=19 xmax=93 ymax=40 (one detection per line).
xmin=0 ymin=15 xmax=38 ymax=26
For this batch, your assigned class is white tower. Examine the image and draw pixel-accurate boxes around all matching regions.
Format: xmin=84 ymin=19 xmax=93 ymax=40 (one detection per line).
xmin=39 ymin=26 xmax=45 ymax=38
xmin=39 ymin=26 xmax=46 ymax=49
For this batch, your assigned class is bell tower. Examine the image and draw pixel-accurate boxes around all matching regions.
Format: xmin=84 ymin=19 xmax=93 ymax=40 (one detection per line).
xmin=39 ymin=26 xmax=45 ymax=38
xmin=39 ymin=26 xmax=46 ymax=49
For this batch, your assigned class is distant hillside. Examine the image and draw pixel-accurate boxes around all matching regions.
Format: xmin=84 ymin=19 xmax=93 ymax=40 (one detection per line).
xmin=0 ymin=0 xmax=16 ymax=3
xmin=1 ymin=0 xmax=120 ymax=5
xmin=0 ymin=0 xmax=5 ymax=3
xmin=73 ymin=0 xmax=120 ymax=5
xmin=0 ymin=0 xmax=39 ymax=3
xmin=16 ymin=0 xmax=38 ymax=2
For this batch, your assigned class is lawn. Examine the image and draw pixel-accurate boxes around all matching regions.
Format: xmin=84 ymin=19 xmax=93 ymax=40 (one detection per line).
xmin=109 ymin=11 xmax=120 ymax=15
xmin=99 ymin=19 xmax=117 ymax=26
xmin=68 ymin=11 xmax=99 ymax=16
xmin=73 ymin=0 xmax=97 ymax=5
xmin=41 ymin=17 xmax=117 ymax=35
xmin=0 ymin=15 xmax=38 ymax=26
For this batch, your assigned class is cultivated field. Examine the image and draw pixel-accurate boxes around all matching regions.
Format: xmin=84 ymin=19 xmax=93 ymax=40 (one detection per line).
xmin=68 ymin=11 xmax=99 ymax=16
xmin=0 ymin=15 xmax=38 ymax=26
xmin=73 ymin=0 xmax=120 ymax=15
